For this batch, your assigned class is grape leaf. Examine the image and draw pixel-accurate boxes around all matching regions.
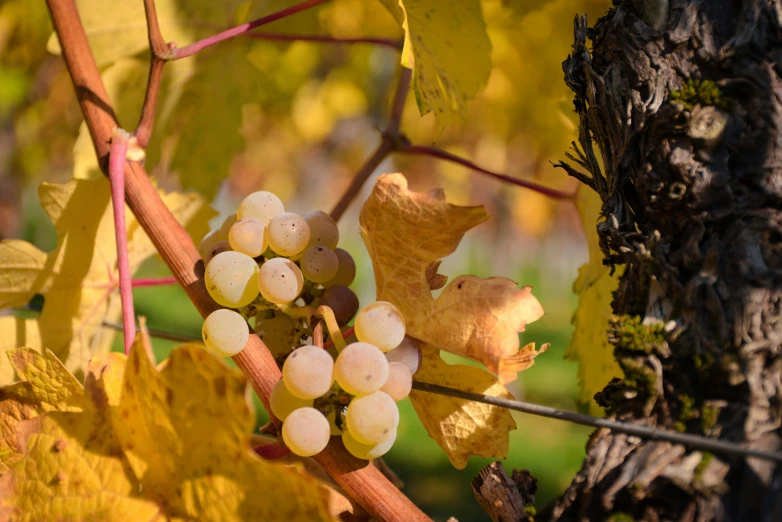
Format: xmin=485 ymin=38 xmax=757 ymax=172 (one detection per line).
xmin=0 ymin=348 xmax=83 ymax=473
xmin=378 ymin=0 xmax=492 ymax=131
xmin=0 ymin=178 xmax=214 ymax=379
xmin=566 ymin=188 xmax=624 ymax=416
xmin=359 ymin=173 xmax=544 ymax=467
xmin=0 ymin=240 xmax=47 ymax=309
xmin=0 ymin=318 xmax=41 ymax=384
xmin=96 ymin=340 xmax=335 ymax=521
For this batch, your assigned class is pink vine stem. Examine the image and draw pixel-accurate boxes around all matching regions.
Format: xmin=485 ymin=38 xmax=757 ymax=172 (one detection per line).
xmin=131 ymin=276 xmax=179 ymax=287
xmin=109 ymin=131 xmax=135 ymax=354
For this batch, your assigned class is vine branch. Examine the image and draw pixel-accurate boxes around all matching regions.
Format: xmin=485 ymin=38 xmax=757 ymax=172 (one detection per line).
xmin=242 ymin=32 xmax=402 ymax=49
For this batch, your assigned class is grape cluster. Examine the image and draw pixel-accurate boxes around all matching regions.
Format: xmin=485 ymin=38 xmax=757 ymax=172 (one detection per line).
xmin=197 ymin=191 xmax=420 ymax=461
xmin=273 ymin=302 xmax=420 ymax=459
xmin=199 ymin=191 xmax=356 ymax=357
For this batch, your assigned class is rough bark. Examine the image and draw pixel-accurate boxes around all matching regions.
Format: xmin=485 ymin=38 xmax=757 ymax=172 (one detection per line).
xmin=552 ymin=1 xmax=782 ymax=520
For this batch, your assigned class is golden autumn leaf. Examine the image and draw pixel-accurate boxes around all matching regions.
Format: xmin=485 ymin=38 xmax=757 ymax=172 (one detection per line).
xmin=0 ymin=177 xmax=214 ymax=380
xmin=379 ymin=0 xmax=492 ymax=131
xmin=0 ymin=348 xmax=83 ymax=473
xmin=0 ymin=318 xmax=41 ymax=384
xmin=96 ymin=339 xmax=335 ymax=521
xmin=359 ymin=173 xmax=544 ymax=467
xmin=566 ymin=188 xmax=624 ymax=415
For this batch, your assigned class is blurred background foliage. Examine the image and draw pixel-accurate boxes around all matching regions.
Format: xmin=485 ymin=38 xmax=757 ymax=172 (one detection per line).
xmin=1 ymin=0 xmax=612 ymax=519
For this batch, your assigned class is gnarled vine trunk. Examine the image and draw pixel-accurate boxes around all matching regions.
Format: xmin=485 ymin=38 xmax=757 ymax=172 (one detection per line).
xmin=552 ymin=1 xmax=782 ymax=520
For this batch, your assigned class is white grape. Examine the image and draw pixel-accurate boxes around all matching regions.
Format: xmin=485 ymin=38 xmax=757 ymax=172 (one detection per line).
xmin=324 ymin=248 xmax=356 ymax=287
xmin=380 ymin=362 xmax=413 ymax=402
xmin=282 ymin=407 xmax=331 ymax=457
xmin=345 ymin=391 xmax=399 ymax=445
xmin=270 ymin=379 xmax=313 ymax=420
xmin=300 ymin=246 xmax=339 ymax=283
xmin=302 ymin=210 xmax=339 ymax=250
xmin=354 ymin=301 xmax=406 ymax=353
xmin=205 ymin=251 xmax=259 ymax=308
xmin=201 ymin=309 xmax=249 ymax=356
xmin=282 ymin=345 xmax=334 ymax=399
xmin=385 ymin=336 xmax=422 ymax=375
xmin=237 ymin=191 xmax=285 ymax=225
xmin=229 ymin=218 xmax=267 ymax=257
xmin=198 ymin=229 xmax=221 ymax=258
xmin=342 ymin=429 xmax=396 ymax=460
xmin=266 ymin=212 xmax=310 ymax=257
xmin=257 ymin=257 xmax=304 ymax=304
xmin=203 ymin=240 xmax=232 ymax=265
xmin=219 ymin=213 xmax=238 ymax=238
xmin=334 ymin=342 xmax=389 ymax=396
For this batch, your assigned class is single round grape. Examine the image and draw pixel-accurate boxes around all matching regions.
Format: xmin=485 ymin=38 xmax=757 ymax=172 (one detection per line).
xmin=266 ymin=213 xmax=310 ymax=257
xmin=237 ymin=191 xmax=285 ymax=225
xmin=228 ymin=218 xmax=267 ymax=257
xmin=205 ymin=251 xmax=259 ymax=308
xmin=319 ymin=285 xmax=359 ymax=326
xmin=342 ymin=428 xmax=396 ymax=460
xmin=324 ymin=248 xmax=356 ymax=287
xmin=203 ymin=240 xmax=232 ymax=265
xmin=346 ymin=391 xmax=399 ymax=445
xmin=219 ymin=213 xmax=238 ymax=238
xmin=334 ymin=342 xmax=389 ymax=396
xmin=282 ymin=345 xmax=334 ymax=399
xmin=198 ymin=229 xmax=221 ymax=258
xmin=354 ymin=301 xmax=406 ymax=353
xmin=282 ymin=407 xmax=331 ymax=457
xmin=257 ymin=257 xmax=304 ymax=305
xmin=381 ymin=362 xmax=413 ymax=402
xmin=302 ymin=210 xmax=339 ymax=250
xmin=385 ymin=336 xmax=422 ymax=375
xmin=201 ymin=309 xmax=249 ymax=356
xmin=300 ymin=246 xmax=339 ymax=283
xmin=270 ymin=378 xmax=313 ymax=420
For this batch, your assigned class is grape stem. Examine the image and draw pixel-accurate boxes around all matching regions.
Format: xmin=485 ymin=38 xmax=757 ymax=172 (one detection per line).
xmin=313 ymin=320 xmax=324 ymax=348
xmin=324 ymin=326 xmax=354 ymax=349
xmin=108 ymin=130 xmax=135 ymax=355
xmin=131 ymin=276 xmax=179 ymax=287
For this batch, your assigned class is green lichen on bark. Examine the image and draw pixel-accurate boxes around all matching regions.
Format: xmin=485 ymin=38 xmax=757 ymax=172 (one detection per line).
xmin=669 ymin=79 xmax=729 ymax=111
xmin=608 ymin=315 xmax=666 ymax=354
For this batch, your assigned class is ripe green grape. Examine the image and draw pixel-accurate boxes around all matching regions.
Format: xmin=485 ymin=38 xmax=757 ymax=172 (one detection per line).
xmin=228 ymin=218 xmax=267 ymax=257
xmin=204 ymin=251 xmax=259 ymax=308
xmin=342 ymin=428 xmax=396 ymax=460
xmin=281 ymin=407 xmax=330 ymax=457
xmin=334 ymin=342 xmax=389 ymax=395
xmin=270 ymin=378 xmax=313 ymax=420
xmin=237 ymin=191 xmax=285 ymax=225
xmin=266 ymin=212 xmax=310 ymax=257
xmin=324 ymin=248 xmax=356 ymax=287
xmin=354 ymin=301 xmax=406 ymax=352
xmin=385 ymin=336 xmax=422 ymax=375
xmin=380 ymin=362 xmax=413 ymax=402
xmin=346 ymin=391 xmax=399 ymax=445
xmin=282 ymin=345 xmax=334 ymax=399
xmin=198 ymin=229 xmax=221 ymax=258
xmin=203 ymin=240 xmax=231 ymax=265
xmin=257 ymin=257 xmax=304 ymax=304
xmin=302 ymin=210 xmax=339 ymax=250
xmin=201 ymin=309 xmax=249 ymax=356
xmin=319 ymin=285 xmax=359 ymax=326
xmin=219 ymin=213 xmax=238 ymax=238
xmin=300 ymin=246 xmax=339 ymax=283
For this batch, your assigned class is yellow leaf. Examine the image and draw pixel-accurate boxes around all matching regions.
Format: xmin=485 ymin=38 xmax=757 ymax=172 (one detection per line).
xmin=0 ymin=318 xmax=41 ymax=384
xmin=359 ymin=173 xmax=544 ymax=466
xmin=0 ymin=178 xmax=214 ymax=379
xmin=96 ymin=340 xmax=335 ymax=521
xmin=409 ymin=347 xmax=516 ymax=469
xmin=0 ymin=348 xmax=83 ymax=473
xmin=359 ymin=173 xmax=543 ymax=375
xmin=0 ymin=240 xmax=47 ymax=309
xmin=566 ymin=188 xmax=624 ymax=416
xmin=379 ymin=0 xmax=492 ymax=130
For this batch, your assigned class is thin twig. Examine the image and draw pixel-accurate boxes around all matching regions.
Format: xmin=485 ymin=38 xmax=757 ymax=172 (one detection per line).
xmin=411 ymin=381 xmax=782 ymax=464
xmin=324 ymin=326 xmax=354 ymax=349
xmin=108 ymin=131 xmax=134 ymax=354
xmin=387 ymin=67 xmax=412 ymax=136
xmin=397 ymin=144 xmax=576 ymax=200
xmin=313 ymin=320 xmax=324 ymax=348
xmin=131 ymin=276 xmax=179 ymax=287
xmin=172 ymin=0 xmax=330 ymax=60
xmin=135 ymin=0 xmax=170 ymax=147
xmin=102 ymin=321 xmax=199 ymax=343
xmin=243 ymin=32 xmax=402 ymax=50
xmin=330 ymin=139 xmax=393 ymax=222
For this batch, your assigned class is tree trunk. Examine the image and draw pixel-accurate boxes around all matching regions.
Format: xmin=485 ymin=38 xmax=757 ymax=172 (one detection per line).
xmin=551 ymin=1 xmax=782 ymax=520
